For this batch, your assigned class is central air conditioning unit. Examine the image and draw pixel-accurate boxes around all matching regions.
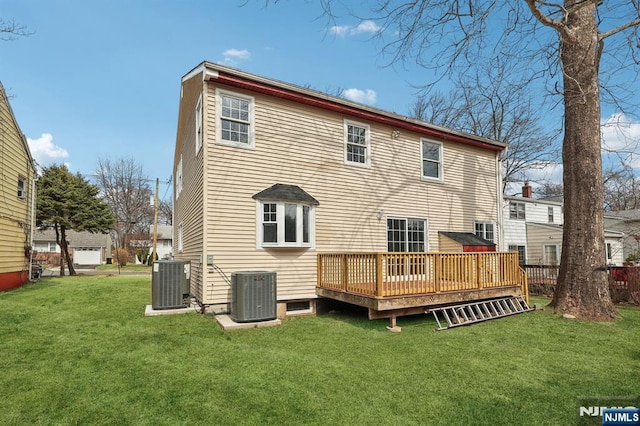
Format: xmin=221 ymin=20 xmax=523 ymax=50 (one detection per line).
xmin=151 ymin=260 xmax=191 ymax=310
xmin=230 ymin=271 xmax=277 ymax=322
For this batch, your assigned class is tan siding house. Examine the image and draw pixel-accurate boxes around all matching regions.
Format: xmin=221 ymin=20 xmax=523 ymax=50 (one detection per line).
xmin=173 ymin=63 xmax=506 ymax=315
xmin=0 ymin=82 xmax=37 ymax=291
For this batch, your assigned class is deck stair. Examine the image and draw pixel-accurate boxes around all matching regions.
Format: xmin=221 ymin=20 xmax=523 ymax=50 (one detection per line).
xmin=428 ymin=296 xmax=534 ymax=331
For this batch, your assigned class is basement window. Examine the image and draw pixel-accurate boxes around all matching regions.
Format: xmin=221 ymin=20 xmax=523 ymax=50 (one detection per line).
xmin=286 ymin=300 xmax=312 ymax=315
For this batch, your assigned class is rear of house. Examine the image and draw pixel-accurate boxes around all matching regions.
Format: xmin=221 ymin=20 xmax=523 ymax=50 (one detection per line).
xmin=0 ymin=82 xmax=37 ymax=291
xmin=173 ymin=62 xmax=507 ymax=316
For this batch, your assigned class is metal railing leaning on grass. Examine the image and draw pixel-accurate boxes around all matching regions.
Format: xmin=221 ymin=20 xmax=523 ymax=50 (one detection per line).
xmin=317 ymin=252 xmax=528 ymax=301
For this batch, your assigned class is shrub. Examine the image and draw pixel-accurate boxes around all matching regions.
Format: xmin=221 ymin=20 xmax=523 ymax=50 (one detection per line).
xmin=114 ymin=248 xmax=130 ymax=266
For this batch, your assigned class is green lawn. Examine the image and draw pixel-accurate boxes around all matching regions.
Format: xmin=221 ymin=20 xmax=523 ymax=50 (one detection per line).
xmin=1 ymin=276 xmax=638 ymax=425
xmin=95 ymin=263 xmax=151 ymax=271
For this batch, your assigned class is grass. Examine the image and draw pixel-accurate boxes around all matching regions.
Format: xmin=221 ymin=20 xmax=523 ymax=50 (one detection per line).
xmin=95 ymin=263 xmax=151 ymax=271
xmin=1 ymin=276 xmax=638 ymax=425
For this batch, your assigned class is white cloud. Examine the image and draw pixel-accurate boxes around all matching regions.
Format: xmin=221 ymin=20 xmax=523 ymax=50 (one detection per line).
xmin=341 ymin=88 xmax=377 ymax=105
xmin=601 ymin=112 xmax=640 ymax=169
xmin=222 ymin=48 xmax=251 ymax=65
xmin=329 ymin=20 xmax=381 ymax=37
xmin=27 ymin=133 xmax=68 ymax=168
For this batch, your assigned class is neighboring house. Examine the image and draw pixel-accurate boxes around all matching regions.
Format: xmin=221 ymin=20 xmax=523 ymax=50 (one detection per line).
xmin=155 ymin=224 xmax=173 ymax=259
xmin=0 ymin=82 xmax=37 ymax=291
xmin=174 ymin=62 xmax=507 ymax=315
xmin=503 ymin=183 xmax=624 ymax=266
xmin=33 ymin=229 xmax=111 ymax=266
xmin=605 ymin=209 xmax=640 ymax=262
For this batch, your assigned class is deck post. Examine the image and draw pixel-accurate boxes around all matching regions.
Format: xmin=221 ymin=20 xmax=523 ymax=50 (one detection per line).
xmin=434 ymin=253 xmax=441 ymax=293
xmin=317 ymin=254 xmax=322 ymax=289
xmin=386 ymin=313 xmax=402 ymax=332
xmin=476 ymin=253 xmax=483 ymax=290
xmin=342 ymin=253 xmax=348 ymax=292
xmin=375 ymin=253 xmax=383 ymax=298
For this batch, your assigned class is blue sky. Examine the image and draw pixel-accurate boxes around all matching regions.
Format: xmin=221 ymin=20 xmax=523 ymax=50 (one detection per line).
xmin=1 ymin=1 xmax=639 ymax=200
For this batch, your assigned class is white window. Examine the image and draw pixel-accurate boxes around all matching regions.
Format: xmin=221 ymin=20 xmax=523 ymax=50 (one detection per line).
xmin=509 ymin=202 xmax=525 ymax=220
xmin=474 ymin=221 xmax=495 ymax=242
xmin=344 ymin=121 xmax=370 ymax=167
xmin=177 ymin=223 xmax=183 ymax=252
xmin=195 ymin=94 xmax=203 ymax=154
xmin=606 ymin=243 xmax=612 ymax=261
xmin=216 ymin=89 xmax=254 ymax=149
xmin=508 ymin=244 xmax=526 ymax=265
xmin=387 ymin=218 xmax=428 ymax=252
xmin=34 ymin=242 xmax=58 ymax=252
xmin=548 ymin=207 xmax=554 ymax=223
xmin=175 ymin=155 xmax=183 ymax=198
xmin=421 ymin=140 xmax=443 ymax=181
xmin=17 ymin=177 xmax=26 ymax=199
xmin=543 ymin=244 xmax=559 ymax=265
xmin=257 ymin=202 xmax=315 ymax=248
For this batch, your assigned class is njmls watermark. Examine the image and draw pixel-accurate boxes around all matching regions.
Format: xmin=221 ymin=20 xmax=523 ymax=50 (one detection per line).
xmin=577 ymin=396 xmax=640 ymax=426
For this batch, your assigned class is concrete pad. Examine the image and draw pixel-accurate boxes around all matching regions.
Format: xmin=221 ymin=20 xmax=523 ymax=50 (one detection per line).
xmin=215 ymin=314 xmax=281 ymax=330
xmin=145 ymin=304 xmax=196 ymax=316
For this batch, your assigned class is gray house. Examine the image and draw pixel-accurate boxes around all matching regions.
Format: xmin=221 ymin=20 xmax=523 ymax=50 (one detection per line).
xmin=33 ymin=229 xmax=111 ymax=266
xmin=605 ymin=209 xmax=640 ymax=262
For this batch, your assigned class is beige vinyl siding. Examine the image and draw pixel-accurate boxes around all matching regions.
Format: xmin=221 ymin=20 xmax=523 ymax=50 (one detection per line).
xmin=438 ymin=234 xmax=463 ymax=252
xmin=526 ymin=223 xmax=562 ymax=265
xmin=200 ymin=82 xmax=500 ymax=305
xmin=0 ymin=83 xmax=35 ymax=276
xmin=174 ymin=73 xmax=205 ymax=300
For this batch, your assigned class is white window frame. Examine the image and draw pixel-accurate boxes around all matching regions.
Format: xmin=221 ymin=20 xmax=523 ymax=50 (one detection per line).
xmin=508 ymin=244 xmax=526 ymax=265
xmin=216 ymin=89 xmax=255 ymax=149
xmin=175 ymin=155 xmax=183 ymax=198
xmin=344 ymin=120 xmax=370 ymax=167
xmin=421 ymin=139 xmax=443 ymax=182
xmin=474 ymin=221 xmax=495 ymax=242
xmin=543 ymin=244 xmax=560 ymax=265
xmin=386 ymin=217 xmax=429 ymax=252
xmin=195 ymin=94 xmax=203 ymax=155
xmin=17 ymin=176 xmax=26 ymax=200
xmin=177 ymin=223 xmax=183 ymax=252
xmin=256 ymin=201 xmax=315 ymax=249
xmin=509 ymin=201 xmax=526 ymax=220
xmin=547 ymin=207 xmax=554 ymax=223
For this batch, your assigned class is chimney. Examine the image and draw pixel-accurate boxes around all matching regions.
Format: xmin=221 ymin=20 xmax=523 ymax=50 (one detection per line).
xmin=522 ymin=182 xmax=532 ymax=198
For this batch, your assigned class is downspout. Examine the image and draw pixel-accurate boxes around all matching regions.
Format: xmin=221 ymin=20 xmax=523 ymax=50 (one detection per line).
xmin=496 ymin=150 xmax=505 ymax=252
xmin=29 ymin=170 xmax=38 ymax=281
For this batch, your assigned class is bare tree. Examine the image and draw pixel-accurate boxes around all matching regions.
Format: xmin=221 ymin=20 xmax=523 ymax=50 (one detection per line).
xmin=410 ymin=60 xmax=559 ymax=192
xmin=0 ymin=18 xmax=32 ymax=41
xmin=95 ymin=158 xmax=153 ymax=252
xmin=158 ymin=199 xmax=173 ymax=225
xmin=265 ymin=0 xmax=640 ymax=319
xmin=604 ymin=165 xmax=640 ymax=211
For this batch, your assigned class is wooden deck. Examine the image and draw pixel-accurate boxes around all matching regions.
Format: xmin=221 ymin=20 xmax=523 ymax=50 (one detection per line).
xmin=317 ymin=252 xmax=528 ymax=320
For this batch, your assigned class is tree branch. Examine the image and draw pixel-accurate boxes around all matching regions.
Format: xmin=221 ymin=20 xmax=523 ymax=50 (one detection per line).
xmin=524 ymin=0 xmax=573 ymax=41
xmin=599 ymin=18 xmax=640 ymax=41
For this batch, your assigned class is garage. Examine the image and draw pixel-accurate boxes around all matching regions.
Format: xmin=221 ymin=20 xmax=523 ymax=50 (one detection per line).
xmin=73 ymin=247 xmax=102 ymax=265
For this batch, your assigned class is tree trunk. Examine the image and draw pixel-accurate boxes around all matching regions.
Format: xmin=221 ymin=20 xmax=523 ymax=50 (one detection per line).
xmin=549 ymin=1 xmax=617 ymax=320
xmin=59 ymin=227 xmax=76 ymax=276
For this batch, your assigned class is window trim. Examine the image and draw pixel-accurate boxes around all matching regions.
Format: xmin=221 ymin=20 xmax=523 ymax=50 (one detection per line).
xmin=256 ymin=201 xmax=316 ymax=249
xmin=343 ymin=120 xmax=371 ymax=168
xmin=420 ymin=139 xmax=444 ymax=183
xmin=175 ymin=155 xmax=183 ymax=198
xmin=474 ymin=221 xmax=495 ymax=243
xmin=509 ymin=201 xmax=526 ymax=220
xmin=177 ymin=223 xmax=183 ymax=252
xmin=195 ymin=94 xmax=203 ymax=155
xmin=386 ymin=216 xmax=429 ymax=252
xmin=215 ymin=88 xmax=255 ymax=149
xmin=17 ymin=176 xmax=26 ymax=200
xmin=508 ymin=244 xmax=526 ymax=265
xmin=547 ymin=206 xmax=554 ymax=223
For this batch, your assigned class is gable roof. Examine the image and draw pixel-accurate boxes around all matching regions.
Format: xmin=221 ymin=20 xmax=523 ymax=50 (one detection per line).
xmin=439 ymin=232 xmax=495 ymax=246
xmin=183 ymin=62 xmax=507 ymax=153
xmin=253 ymin=184 xmax=320 ymax=206
xmin=0 ymin=81 xmax=35 ymax=168
xmin=34 ymin=229 xmax=110 ymax=247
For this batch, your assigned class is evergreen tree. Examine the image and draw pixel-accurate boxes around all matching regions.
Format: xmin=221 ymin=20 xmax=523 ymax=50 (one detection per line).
xmin=36 ymin=165 xmax=115 ymax=276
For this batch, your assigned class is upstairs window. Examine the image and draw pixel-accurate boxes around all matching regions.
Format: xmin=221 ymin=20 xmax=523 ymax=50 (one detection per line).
xmin=344 ymin=121 xmax=370 ymax=166
xmin=217 ymin=89 xmax=254 ymax=149
xmin=175 ymin=155 xmax=183 ymax=198
xmin=548 ymin=207 xmax=554 ymax=223
xmin=421 ymin=140 xmax=443 ymax=181
xmin=509 ymin=202 xmax=525 ymax=220
xmin=195 ymin=94 xmax=203 ymax=154
xmin=177 ymin=223 xmax=183 ymax=252
xmin=475 ymin=221 xmax=495 ymax=242
xmin=17 ymin=177 xmax=26 ymax=200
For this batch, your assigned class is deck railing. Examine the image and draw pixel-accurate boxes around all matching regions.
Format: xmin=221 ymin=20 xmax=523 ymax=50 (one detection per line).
xmin=317 ymin=252 xmax=527 ymax=299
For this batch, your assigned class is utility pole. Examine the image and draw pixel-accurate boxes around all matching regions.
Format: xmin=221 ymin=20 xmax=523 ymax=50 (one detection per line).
xmin=151 ymin=177 xmax=159 ymax=264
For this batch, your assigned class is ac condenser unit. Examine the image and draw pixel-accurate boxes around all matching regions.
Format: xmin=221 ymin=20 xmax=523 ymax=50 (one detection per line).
xmin=151 ymin=260 xmax=191 ymax=310
xmin=230 ymin=272 xmax=277 ymax=322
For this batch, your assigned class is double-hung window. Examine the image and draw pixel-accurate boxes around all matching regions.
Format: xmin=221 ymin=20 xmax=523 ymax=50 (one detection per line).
xmin=216 ymin=89 xmax=254 ymax=148
xmin=474 ymin=221 xmax=495 ymax=242
xmin=344 ymin=121 xmax=370 ymax=166
xmin=17 ymin=177 xmax=26 ymax=200
xmin=509 ymin=202 xmax=525 ymax=220
xmin=175 ymin=155 xmax=183 ymax=198
xmin=258 ymin=202 xmax=314 ymax=248
xmin=195 ymin=94 xmax=203 ymax=154
xmin=547 ymin=207 xmax=554 ymax=223
xmin=421 ymin=139 xmax=443 ymax=181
